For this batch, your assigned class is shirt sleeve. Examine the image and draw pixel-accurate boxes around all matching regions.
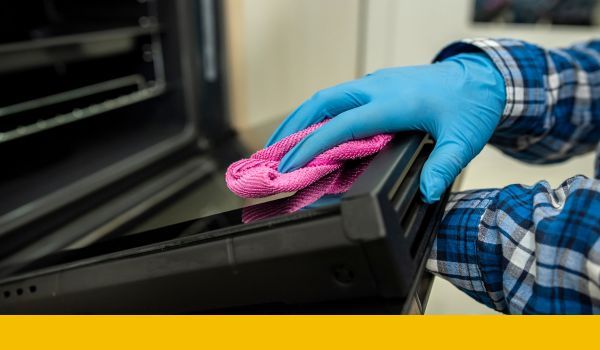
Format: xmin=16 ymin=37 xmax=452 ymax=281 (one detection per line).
xmin=434 ymin=38 xmax=600 ymax=165
xmin=426 ymin=175 xmax=600 ymax=314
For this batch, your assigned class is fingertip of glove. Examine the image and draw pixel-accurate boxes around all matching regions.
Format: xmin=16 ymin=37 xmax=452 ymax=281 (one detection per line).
xmin=421 ymin=176 xmax=445 ymax=204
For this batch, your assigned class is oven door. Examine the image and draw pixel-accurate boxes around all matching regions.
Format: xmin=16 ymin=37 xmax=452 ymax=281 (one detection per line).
xmin=0 ymin=130 xmax=447 ymax=314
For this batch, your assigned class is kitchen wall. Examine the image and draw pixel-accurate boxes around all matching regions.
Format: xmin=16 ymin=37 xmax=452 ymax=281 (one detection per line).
xmin=224 ymin=0 xmax=361 ymax=129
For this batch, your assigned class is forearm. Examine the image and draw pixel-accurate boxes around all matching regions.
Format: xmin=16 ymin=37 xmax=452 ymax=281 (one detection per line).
xmin=427 ymin=176 xmax=600 ymax=314
xmin=436 ymin=39 xmax=600 ymax=164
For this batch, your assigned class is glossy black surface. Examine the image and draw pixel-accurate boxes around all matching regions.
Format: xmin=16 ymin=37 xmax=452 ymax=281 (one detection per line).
xmin=2 ymin=194 xmax=337 ymax=276
xmin=0 ymin=166 xmax=347 ymax=277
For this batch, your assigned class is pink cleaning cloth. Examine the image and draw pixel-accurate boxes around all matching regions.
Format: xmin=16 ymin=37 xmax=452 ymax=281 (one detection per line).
xmin=241 ymin=157 xmax=373 ymax=223
xmin=225 ymin=120 xmax=393 ymax=198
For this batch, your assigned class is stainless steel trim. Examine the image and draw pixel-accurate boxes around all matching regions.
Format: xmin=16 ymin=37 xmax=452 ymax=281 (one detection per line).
xmin=200 ymin=0 xmax=218 ymax=82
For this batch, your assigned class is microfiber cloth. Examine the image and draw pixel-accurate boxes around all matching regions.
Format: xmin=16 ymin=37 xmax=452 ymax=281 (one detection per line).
xmin=241 ymin=157 xmax=372 ymax=223
xmin=225 ymin=120 xmax=393 ymax=198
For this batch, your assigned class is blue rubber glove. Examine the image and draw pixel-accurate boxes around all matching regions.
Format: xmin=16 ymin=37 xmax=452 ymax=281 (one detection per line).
xmin=266 ymin=53 xmax=506 ymax=203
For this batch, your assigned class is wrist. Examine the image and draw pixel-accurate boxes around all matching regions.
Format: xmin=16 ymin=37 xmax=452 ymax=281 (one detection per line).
xmin=445 ymin=52 xmax=505 ymax=127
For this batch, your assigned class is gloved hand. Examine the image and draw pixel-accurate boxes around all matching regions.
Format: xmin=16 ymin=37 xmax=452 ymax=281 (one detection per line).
xmin=266 ymin=53 xmax=506 ymax=203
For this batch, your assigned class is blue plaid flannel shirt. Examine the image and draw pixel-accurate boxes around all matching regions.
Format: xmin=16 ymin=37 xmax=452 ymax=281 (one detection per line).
xmin=426 ymin=38 xmax=600 ymax=314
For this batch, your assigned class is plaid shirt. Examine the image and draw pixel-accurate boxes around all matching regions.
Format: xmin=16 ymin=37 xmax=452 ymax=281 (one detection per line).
xmin=426 ymin=39 xmax=600 ymax=314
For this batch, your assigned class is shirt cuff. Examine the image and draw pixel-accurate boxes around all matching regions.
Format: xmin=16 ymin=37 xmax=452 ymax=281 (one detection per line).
xmin=426 ymin=188 xmax=505 ymax=312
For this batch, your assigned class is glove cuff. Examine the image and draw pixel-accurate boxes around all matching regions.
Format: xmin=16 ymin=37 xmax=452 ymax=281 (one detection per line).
xmin=433 ymin=38 xmax=543 ymax=130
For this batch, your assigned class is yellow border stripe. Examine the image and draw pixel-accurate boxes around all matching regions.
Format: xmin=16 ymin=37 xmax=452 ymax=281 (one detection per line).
xmin=0 ymin=315 xmax=597 ymax=349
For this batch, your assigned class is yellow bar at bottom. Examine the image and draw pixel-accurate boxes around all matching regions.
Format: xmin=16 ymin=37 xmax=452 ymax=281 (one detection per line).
xmin=0 ymin=315 xmax=597 ymax=350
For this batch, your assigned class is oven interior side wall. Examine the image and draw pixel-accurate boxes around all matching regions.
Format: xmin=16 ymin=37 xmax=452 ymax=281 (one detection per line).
xmin=0 ymin=1 xmax=204 ymax=224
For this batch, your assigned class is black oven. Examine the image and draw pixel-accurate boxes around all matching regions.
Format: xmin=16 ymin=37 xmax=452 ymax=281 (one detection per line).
xmin=0 ymin=0 xmax=447 ymax=314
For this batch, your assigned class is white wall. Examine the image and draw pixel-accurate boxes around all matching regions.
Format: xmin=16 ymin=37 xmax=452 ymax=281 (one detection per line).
xmin=364 ymin=0 xmax=597 ymax=71
xmin=225 ymin=0 xmax=360 ymax=128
